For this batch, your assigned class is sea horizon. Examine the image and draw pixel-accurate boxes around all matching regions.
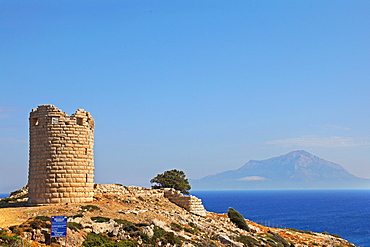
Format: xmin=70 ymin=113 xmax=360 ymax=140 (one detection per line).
xmin=2 ymin=187 xmax=370 ymax=197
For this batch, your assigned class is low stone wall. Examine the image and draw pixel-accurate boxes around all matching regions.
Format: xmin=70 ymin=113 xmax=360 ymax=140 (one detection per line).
xmin=163 ymin=189 xmax=207 ymax=216
xmin=94 ymin=184 xmax=207 ymax=216
xmin=94 ymin=184 xmax=164 ymax=198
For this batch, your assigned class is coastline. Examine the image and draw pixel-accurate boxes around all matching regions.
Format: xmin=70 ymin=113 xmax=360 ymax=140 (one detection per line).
xmin=0 ymin=185 xmax=358 ymax=247
xmin=192 ymin=189 xmax=370 ymax=246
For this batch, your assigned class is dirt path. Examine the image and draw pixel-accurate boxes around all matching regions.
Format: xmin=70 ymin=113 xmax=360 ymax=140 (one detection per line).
xmin=0 ymin=206 xmax=35 ymax=227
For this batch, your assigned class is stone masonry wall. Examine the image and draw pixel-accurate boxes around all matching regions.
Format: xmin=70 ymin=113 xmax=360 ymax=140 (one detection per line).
xmin=94 ymin=184 xmax=164 ymax=198
xmin=28 ymin=105 xmax=95 ymax=205
xmin=94 ymin=184 xmax=207 ymax=216
xmin=164 ymin=189 xmax=207 ymax=216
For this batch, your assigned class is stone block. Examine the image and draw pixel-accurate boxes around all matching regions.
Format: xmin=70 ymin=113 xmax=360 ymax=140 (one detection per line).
xmin=50 ymin=198 xmax=61 ymax=203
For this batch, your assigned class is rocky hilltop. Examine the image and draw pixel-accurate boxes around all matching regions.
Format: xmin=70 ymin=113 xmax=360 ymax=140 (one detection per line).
xmin=0 ymin=184 xmax=356 ymax=247
xmin=191 ymin=150 xmax=370 ymax=190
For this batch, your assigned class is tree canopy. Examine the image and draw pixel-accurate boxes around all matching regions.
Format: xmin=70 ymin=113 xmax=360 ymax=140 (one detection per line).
xmin=150 ymin=169 xmax=191 ymax=194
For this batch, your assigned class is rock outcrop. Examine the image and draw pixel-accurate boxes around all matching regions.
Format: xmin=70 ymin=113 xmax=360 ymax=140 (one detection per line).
xmin=0 ymin=185 xmax=357 ymax=247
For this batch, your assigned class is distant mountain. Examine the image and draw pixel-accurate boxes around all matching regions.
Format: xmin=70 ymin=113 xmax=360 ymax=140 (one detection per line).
xmin=191 ymin=150 xmax=370 ymax=190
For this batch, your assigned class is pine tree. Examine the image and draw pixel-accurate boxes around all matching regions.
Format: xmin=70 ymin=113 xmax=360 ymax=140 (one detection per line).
xmin=150 ymin=169 xmax=191 ymax=194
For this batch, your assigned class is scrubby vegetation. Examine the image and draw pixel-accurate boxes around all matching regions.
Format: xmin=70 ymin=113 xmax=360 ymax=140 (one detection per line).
xmin=287 ymin=228 xmax=315 ymax=235
xmin=68 ymin=222 xmax=84 ymax=231
xmin=170 ymin=222 xmax=182 ymax=231
xmin=91 ymin=216 xmax=111 ymax=223
xmin=236 ymin=235 xmax=261 ymax=247
xmin=0 ymin=197 xmax=13 ymax=203
xmin=70 ymin=213 xmax=84 ymax=219
xmin=263 ymin=231 xmax=290 ymax=247
xmin=0 ymin=186 xmax=28 ymax=204
xmin=82 ymin=233 xmax=138 ymax=247
xmin=227 ymin=207 xmax=250 ymax=232
xmin=322 ymin=231 xmax=342 ymax=239
xmin=80 ymin=205 xmax=101 ymax=212
xmin=0 ymin=185 xmax=356 ymax=247
xmin=0 ymin=230 xmax=24 ymax=247
xmin=35 ymin=215 xmax=51 ymax=222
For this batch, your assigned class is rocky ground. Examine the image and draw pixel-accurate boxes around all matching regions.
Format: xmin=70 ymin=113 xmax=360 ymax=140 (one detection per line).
xmin=0 ymin=185 xmax=357 ymax=247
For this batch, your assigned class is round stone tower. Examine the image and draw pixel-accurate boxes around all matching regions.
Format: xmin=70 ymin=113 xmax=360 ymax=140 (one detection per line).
xmin=28 ymin=105 xmax=95 ymax=205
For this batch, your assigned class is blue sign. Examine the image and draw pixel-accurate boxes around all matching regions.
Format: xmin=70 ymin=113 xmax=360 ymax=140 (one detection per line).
xmin=51 ymin=216 xmax=67 ymax=237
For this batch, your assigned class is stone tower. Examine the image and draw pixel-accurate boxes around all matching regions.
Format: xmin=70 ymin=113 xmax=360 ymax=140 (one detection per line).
xmin=28 ymin=105 xmax=95 ymax=205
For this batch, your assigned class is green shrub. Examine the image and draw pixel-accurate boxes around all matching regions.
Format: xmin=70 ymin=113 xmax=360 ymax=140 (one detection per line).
xmin=184 ymin=228 xmax=195 ymax=234
xmin=0 ymin=230 xmax=21 ymax=246
xmin=68 ymin=222 xmax=83 ymax=231
xmin=198 ymin=240 xmax=217 ymax=246
xmin=170 ymin=222 xmax=183 ymax=231
xmin=227 ymin=207 xmax=250 ymax=232
xmin=139 ymin=232 xmax=151 ymax=244
xmin=236 ymin=235 xmax=259 ymax=246
xmin=322 ymin=231 xmax=342 ymax=239
xmin=36 ymin=216 xmax=51 ymax=222
xmin=288 ymin=228 xmax=314 ymax=235
xmin=29 ymin=219 xmax=50 ymax=229
xmin=184 ymin=222 xmax=200 ymax=234
xmin=82 ymin=233 xmax=106 ymax=247
xmin=141 ymin=226 xmax=185 ymax=246
xmin=114 ymin=219 xmax=138 ymax=232
xmin=210 ymin=235 xmax=218 ymax=240
xmin=189 ymin=222 xmax=200 ymax=230
xmin=71 ymin=213 xmax=84 ymax=219
xmin=80 ymin=205 xmax=100 ymax=212
xmin=135 ymin=223 xmax=149 ymax=227
xmin=82 ymin=233 xmax=138 ymax=247
xmin=10 ymin=189 xmax=23 ymax=197
xmin=152 ymin=226 xmax=166 ymax=240
xmin=163 ymin=232 xmax=182 ymax=245
xmin=105 ymin=241 xmax=137 ymax=247
xmin=266 ymin=231 xmax=289 ymax=247
xmin=0 ymin=198 xmax=13 ymax=203
xmin=114 ymin=219 xmax=131 ymax=225
xmin=91 ymin=217 xmax=110 ymax=223
xmin=331 ymin=234 xmax=342 ymax=239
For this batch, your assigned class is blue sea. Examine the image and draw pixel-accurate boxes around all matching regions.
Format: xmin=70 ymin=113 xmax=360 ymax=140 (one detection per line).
xmin=192 ymin=190 xmax=370 ymax=247
xmin=0 ymin=193 xmax=9 ymax=198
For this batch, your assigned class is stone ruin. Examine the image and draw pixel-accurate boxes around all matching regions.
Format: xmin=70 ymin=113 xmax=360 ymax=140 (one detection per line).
xmin=95 ymin=184 xmax=207 ymax=216
xmin=27 ymin=104 xmax=207 ymax=215
xmin=28 ymin=105 xmax=95 ymax=205
xmin=163 ymin=188 xmax=207 ymax=216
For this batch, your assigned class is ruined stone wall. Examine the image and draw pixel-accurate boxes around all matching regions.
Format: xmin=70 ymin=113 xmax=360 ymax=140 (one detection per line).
xmin=94 ymin=184 xmax=164 ymax=198
xmin=94 ymin=185 xmax=207 ymax=216
xmin=164 ymin=189 xmax=207 ymax=216
xmin=28 ymin=105 xmax=95 ymax=205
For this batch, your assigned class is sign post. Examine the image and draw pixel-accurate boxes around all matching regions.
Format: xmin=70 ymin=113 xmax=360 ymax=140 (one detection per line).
xmin=51 ymin=216 xmax=67 ymax=245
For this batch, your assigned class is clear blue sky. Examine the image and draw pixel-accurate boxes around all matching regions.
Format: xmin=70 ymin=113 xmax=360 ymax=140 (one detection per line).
xmin=1 ymin=1 xmax=369 ymax=193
